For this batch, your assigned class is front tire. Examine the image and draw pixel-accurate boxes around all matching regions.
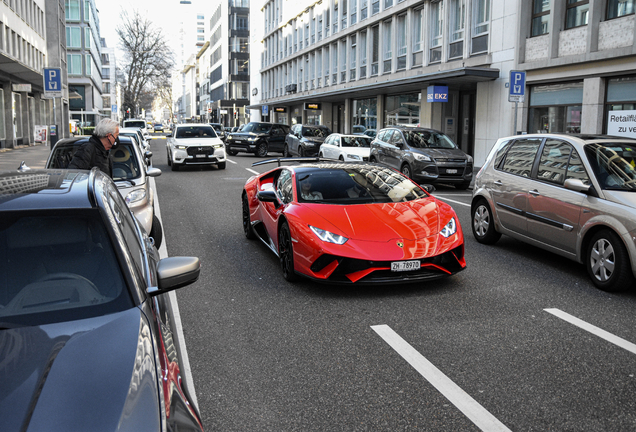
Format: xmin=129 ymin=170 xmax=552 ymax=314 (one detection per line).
xmin=167 ymin=149 xmax=172 ymax=166
xmin=256 ymin=142 xmax=268 ymax=157
xmin=242 ymin=194 xmax=255 ymax=240
xmin=150 ymin=214 xmax=163 ymax=248
xmin=278 ymin=221 xmax=298 ymax=282
xmin=171 ymin=163 xmax=179 ymax=171
xmin=456 ymin=181 xmax=471 ymax=190
xmin=401 ymin=163 xmax=412 ymax=178
xmin=217 ymin=161 xmax=226 ymax=169
xmin=283 ymin=145 xmax=290 ymax=157
xmin=586 ymin=229 xmax=634 ymax=292
xmin=227 ymin=149 xmax=238 ymax=156
xmin=472 ymin=199 xmax=501 ymax=245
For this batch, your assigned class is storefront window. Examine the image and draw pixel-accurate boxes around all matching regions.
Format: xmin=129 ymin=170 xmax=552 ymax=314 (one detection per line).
xmin=384 ymin=94 xmax=420 ymax=126
xmin=605 ymin=76 xmax=636 ymax=138
xmin=529 ymin=82 xmax=583 ymax=134
xmin=353 ymin=98 xmax=377 ymax=130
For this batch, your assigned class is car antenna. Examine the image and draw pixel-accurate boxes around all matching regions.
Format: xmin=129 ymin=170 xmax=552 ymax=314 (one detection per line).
xmin=17 ymin=161 xmax=31 ymax=172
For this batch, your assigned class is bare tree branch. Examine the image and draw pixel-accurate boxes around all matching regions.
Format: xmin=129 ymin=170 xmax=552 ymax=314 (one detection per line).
xmin=117 ymin=10 xmax=174 ymax=117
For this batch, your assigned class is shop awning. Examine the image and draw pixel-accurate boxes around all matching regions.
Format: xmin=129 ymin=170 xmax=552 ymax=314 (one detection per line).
xmin=247 ymin=66 xmax=499 ymax=109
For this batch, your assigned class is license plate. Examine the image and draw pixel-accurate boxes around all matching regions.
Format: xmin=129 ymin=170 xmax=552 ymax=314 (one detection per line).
xmin=446 ymin=169 xmax=457 ymax=174
xmin=234 ymin=140 xmax=243 ymax=143
xmin=391 ymin=260 xmax=420 ymax=272
xmin=196 ymin=154 xmax=207 ymax=158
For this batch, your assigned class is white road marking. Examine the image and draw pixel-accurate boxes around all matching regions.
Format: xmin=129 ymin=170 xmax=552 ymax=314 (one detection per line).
xmin=434 ymin=195 xmax=471 ymax=207
xmin=226 ymin=158 xmax=237 ymax=164
xmin=150 ymin=177 xmax=199 ymax=410
xmin=544 ymin=308 xmax=636 ymax=355
xmin=371 ymin=325 xmax=512 ymax=432
xmin=246 ymin=168 xmax=259 ymax=175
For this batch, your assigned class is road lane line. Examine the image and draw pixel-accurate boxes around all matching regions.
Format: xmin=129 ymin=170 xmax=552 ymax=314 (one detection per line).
xmin=227 ymin=158 xmax=237 ymax=164
xmin=246 ymin=168 xmax=259 ymax=175
xmin=433 ymin=195 xmax=470 ymax=208
xmin=371 ymin=325 xmax=512 ymax=432
xmin=544 ymin=308 xmax=636 ymax=355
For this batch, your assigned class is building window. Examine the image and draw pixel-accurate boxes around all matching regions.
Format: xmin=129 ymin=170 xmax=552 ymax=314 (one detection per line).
xmin=85 ymin=54 xmax=92 ymax=76
xmin=385 ymin=94 xmax=420 ymax=126
xmin=385 ymin=0 xmax=392 ymax=9
xmin=360 ymin=31 xmax=367 ymax=78
xmin=361 ymin=0 xmax=368 ymax=20
xmin=372 ymin=0 xmax=380 ymax=15
xmin=67 ymin=53 xmax=82 ymax=75
xmin=472 ymin=0 xmax=490 ymax=54
xmin=353 ymin=98 xmax=378 ymax=130
xmin=85 ymin=27 xmax=91 ymax=48
xmin=340 ymin=39 xmax=347 ymax=82
xmin=430 ymin=1 xmax=443 ymax=63
xmin=84 ymin=0 xmax=91 ymax=22
xmin=65 ymin=0 xmax=80 ymax=20
xmin=412 ymin=8 xmax=423 ymax=66
xmin=382 ymin=20 xmax=392 ymax=73
xmin=605 ymin=76 xmax=636 ymax=136
xmin=531 ymin=0 xmax=550 ymax=36
xmin=66 ymin=26 xmax=81 ymax=48
xmin=371 ymin=25 xmax=379 ymax=75
xmin=396 ymin=15 xmax=406 ymax=70
xmin=350 ymin=35 xmax=357 ymax=80
xmin=325 ymin=9 xmax=330 ymax=37
xmin=332 ymin=43 xmax=338 ymax=84
xmin=324 ymin=45 xmax=330 ymax=86
xmin=607 ymin=0 xmax=635 ymax=19
xmin=565 ymin=0 xmax=589 ymax=29
xmin=0 ymin=89 xmax=4 ymax=140
xmin=529 ymin=82 xmax=583 ymax=134
xmin=351 ymin=0 xmax=357 ymax=24
xmin=449 ymin=0 xmax=465 ymax=59
xmin=342 ymin=0 xmax=348 ymax=29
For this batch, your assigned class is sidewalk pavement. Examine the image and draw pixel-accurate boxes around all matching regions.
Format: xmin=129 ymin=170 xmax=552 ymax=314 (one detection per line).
xmin=0 ymin=143 xmax=52 ymax=171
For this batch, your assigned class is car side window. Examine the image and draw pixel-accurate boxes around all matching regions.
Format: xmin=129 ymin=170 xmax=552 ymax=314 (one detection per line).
xmin=500 ymin=138 xmax=542 ymax=177
xmin=272 ymin=126 xmax=284 ymax=136
xmin=389 ymin=130 xmax=404 ymax=146
xmin=565 ymin=149 xmax=590 ymax=185
xmin=537 ymin=140 xmax=573 ymax=185
xmin=276 ymin=169 xmax=293 ymax=204
xmin=381 ymin=130 xmax=394 ymax=143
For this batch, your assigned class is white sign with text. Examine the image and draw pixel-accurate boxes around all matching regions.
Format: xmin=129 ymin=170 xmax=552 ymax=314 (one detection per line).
xmin=607 ymin=110 xmax=636 ymax=138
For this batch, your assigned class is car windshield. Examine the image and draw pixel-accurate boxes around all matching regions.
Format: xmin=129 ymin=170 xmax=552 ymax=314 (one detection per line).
xmin=302 ymin=127 xmax=331 ymax=138
xmin=296 ymin=165 xmax=428 ymax=204
xmin=585 ymin=142 xmax=636 ymax=191
xmin=175 ymin=126 xmax=217 ymax=138
xmin=242 ymin=123 xmax=271 ymax=133
xmin=341 ymin=136 xmax=372 ymax=147
xmin=404 ymin=130 xmax=457 ymax=149
xmin=0 ymin=210 xmax=133 ymax=327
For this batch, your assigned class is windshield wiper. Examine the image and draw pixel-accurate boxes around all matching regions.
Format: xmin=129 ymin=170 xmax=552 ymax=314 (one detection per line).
xmin=116 ymin=180 xmax=136 ymax=186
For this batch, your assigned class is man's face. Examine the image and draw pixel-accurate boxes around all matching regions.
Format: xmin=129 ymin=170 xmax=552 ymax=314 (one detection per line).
xmin=105 ymin=127 xmax=119 ymax=150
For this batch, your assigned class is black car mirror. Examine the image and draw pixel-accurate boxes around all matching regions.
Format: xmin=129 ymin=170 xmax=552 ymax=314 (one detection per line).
xmin=257 ymin=189 xmax=279 ymax=203
xmin=148 ymin=256 xmax=201 ymax=296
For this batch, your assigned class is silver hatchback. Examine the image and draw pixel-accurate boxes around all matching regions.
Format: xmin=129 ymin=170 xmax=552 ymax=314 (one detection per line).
xmin=471 ymin=133 xmax=636 ymax=292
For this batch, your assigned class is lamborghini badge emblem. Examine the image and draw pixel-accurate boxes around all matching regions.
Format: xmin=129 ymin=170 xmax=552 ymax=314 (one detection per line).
xmin=397 ymin=241 xmax=404 ymax=248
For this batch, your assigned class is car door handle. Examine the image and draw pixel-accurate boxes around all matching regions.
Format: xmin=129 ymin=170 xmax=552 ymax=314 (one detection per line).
xmin=529 ymin=189 xmax=540 ymax=196
xmin=494 ymin=180 xmax=503 ymax=186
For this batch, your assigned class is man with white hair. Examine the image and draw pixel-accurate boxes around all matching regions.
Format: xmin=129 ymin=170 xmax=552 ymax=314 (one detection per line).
xmin=68 ymin=118 xmax=120 ymax=176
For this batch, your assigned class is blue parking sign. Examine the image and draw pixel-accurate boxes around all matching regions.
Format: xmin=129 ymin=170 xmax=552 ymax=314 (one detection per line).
xmin=509 ymin=70 xmax=526 ymax=102
xmin=43 ymin=68 xmax=63 ymax=98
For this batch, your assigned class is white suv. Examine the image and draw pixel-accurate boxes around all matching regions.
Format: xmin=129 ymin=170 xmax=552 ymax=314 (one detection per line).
xmin=167 ymin=124 xmax=226 ymax=171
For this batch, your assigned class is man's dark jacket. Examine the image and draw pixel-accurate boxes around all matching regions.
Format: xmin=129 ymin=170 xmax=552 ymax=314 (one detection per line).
xmin=67 ymin=134 xmax=112 ymax=176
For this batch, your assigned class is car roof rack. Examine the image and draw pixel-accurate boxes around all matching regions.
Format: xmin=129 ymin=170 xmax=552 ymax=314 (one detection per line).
xmin=252 ymin=157 xmax=338 ymax=167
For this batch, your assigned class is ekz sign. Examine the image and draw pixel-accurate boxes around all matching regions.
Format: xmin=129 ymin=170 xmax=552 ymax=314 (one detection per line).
xmin=427 ymin=85 xmax=449 ymax=103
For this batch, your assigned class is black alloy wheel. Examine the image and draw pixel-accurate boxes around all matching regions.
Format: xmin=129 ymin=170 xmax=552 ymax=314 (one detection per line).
xmin=586 ymin=229 xmax=634 ymax=292
xmin=299 ymin=147 xmax=305 ymax=157
xmin=471 ymin=199 xmax=501 ymax=245
xmin=242 ymin=194 xmax=255 ymax=240
xmin=279 ymin=221 xmax=298 ymax=282
xmin=150 ymin=214 xmax=163 ymax=248
xmin=283 ymin=145 xmax=290 ymax=157
xmin=256 ymin=142 xmax=269 ymax=157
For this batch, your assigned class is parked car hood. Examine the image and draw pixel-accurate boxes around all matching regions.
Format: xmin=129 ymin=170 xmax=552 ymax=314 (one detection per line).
xmin=229 ymin=132 xmax=267 ymax=139
xmin=340 ymin=147 xmax=371 ymax=157
xmin=301 ymin=197 xmax=449 ymax=240
xmin=0 ymin=308 xmax=161 ymax=432
xmin=302 ymin=136 xmax=326 ymax=143
xmin=412 ymin=147 xmax=467 ymax=159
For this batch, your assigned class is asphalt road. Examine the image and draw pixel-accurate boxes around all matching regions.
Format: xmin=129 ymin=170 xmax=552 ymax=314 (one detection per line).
xmin=5 ymin=136 xmax=636 ymax=431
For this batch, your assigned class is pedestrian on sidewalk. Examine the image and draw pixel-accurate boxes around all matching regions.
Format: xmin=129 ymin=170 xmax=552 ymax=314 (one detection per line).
xmin=68 ymin=118 xmax=120 ymax=176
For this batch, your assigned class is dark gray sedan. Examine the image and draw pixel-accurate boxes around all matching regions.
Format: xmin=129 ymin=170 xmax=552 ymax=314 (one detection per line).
xmin=0 ymin=169 xmax=204 ymax=431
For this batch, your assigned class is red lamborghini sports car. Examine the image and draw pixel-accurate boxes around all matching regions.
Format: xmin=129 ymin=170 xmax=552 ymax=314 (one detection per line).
xmin=242 ymin=159 xmax=466 ymax=284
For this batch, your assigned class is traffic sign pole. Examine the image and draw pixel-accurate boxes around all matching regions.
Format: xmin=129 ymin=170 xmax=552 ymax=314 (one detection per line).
xmin=509 ymin=70 xmax=526 ymax=135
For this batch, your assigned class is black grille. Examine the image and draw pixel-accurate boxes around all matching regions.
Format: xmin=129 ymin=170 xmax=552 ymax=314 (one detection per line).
xmin=187 ymin=146 xmax=213 ymax=157
xmin=310 ymin=246 xmax=464 ymax=284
